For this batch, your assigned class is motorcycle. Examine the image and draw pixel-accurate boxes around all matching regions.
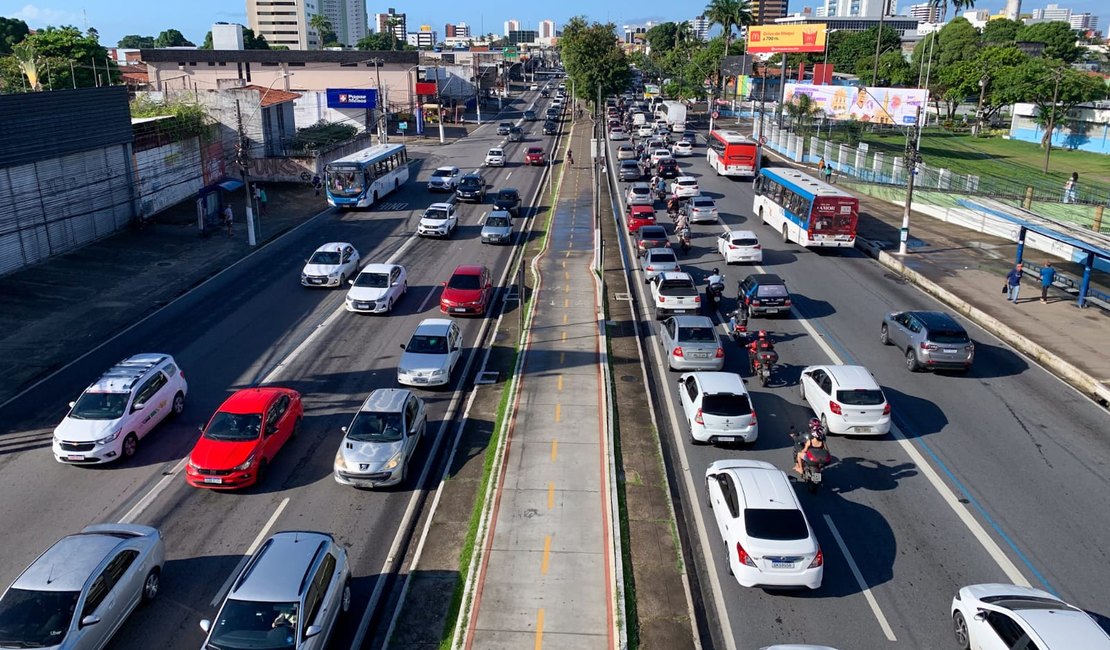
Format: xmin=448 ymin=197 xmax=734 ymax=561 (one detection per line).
xmin=750 ymin=347 xmax=779 ymax=387
xmin=705 ymin=274 xmax=726 ymax=311
xmin=789 ymin=426 xmax=835 ymax=493
xmin=678 ymin=227 xmax=691 ymax=254
xmin=727 ymin=307 xmax=750 ymax=343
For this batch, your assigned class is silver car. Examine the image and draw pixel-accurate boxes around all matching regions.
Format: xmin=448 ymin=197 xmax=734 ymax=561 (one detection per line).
xmin=334 ymin=389 xmax=427 ymax=488
xmin=641 ymin=247 xmax=681 ymax=283
xmin=481 ymin=210 xmax=514 ymax=244
xmin=398 ymin=319 xmax=463 ymax=388
xmin=659 ymin=315 xmax=725 ymax=371
xmin=881 ymin=310 xmax=975 ymax=373
xmin=0 ymin=524 xmax=164 ymax=650
xmin=683 ymin=196 xmax=719 ymax=223
xmin=202 ymin=531 xmax=351 ymax=650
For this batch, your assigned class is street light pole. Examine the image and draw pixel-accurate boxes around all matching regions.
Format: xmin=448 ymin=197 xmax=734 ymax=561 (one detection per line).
xmin=899 ymin=106 xmax=923 ymax=255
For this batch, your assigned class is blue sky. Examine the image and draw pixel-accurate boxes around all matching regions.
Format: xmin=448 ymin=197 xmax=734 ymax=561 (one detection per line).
xmin=2 ymin=0 xmax=1106 ymax=48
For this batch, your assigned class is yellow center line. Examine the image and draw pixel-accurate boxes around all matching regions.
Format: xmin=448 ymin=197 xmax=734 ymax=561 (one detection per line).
xmin=541 ymin=535 xmax=552 ymax=575
xmin=556 ymin=375 xmax=563 ymax=391
xmin=554 ymin=403 xmax=561 ymax=422
xmin=564 ymin=271 xmax=569 ymax=280
xmin=562 ymin=260 xmax=566 ymax=269
xmin=563 ymin=298 xmax=569 ymax=308
xmin=551 ymin=440 xmax=558 ymax=461
xmin=548 ymin=482 xmax=555 ymax=509
xmin=535 ymin=609 xmax=545 ymax=650
xmin=562 ymin=313 xmax=568 ymax=325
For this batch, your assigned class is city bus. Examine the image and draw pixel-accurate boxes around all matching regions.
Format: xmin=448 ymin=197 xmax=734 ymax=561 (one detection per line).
xmin=706 ymin=130 xmax=760 ymax=178
xmin=752 ymin=167 xmax=858 ymax=248
xmin=325 ymin=143 xmax=409 ymax=209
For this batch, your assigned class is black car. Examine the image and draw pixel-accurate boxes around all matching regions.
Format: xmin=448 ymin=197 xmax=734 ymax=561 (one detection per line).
xmin=680 ymin=131 xmax=697 ymax=145
xmin=545 ymin=107 xmax=559 ymax=120
xmin=543 ymin=121 xmax=558 ymax=135
xmin=493 ymin=188 xmax=522 ymax=218
xmin=541 ymin=89 xmax=550 ymax=98
xmin=738 ymin=273 xmax=792 ymax=317
xmin=657 ymin=157 xmax=680 ymax=179
xmin=455 ymin=173 xmax=487 ymax=203
xmin=524 ymin=110 xmax=537 ymax=121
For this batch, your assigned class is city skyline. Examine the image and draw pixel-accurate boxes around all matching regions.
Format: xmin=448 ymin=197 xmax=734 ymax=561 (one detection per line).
xmin=4 ymin=0 xmax=1106 ymax=47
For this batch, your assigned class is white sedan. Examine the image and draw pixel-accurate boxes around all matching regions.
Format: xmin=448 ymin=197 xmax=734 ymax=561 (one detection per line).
xmin=609 ymin=127 xmax=629 ymax=141
xmin=671 ymin=176 xmax=700 ymax=199
xmin=397 ymin=319 xmax=463 ymax=387
xmin=799 ymin=364 xmax=891 ymax=435
xmin=484 ymin=147 xmax=505 ymax=166
xmin=650 ymin=149 xmax=672 ymax=166
xmin=302 ymin=242 xmax=360 ymax=287
xmin=952 ymin=584 xmax=1110 ymax=650
xmin=346 ymin=263 xmax=408 ymax=314
xmin=672 ymin=141 xmax=693 ymax=156
xmin=637 ymin=124 xmax=653 ymax=137
xmin=717 ymin=230 xmax=762 ymax=264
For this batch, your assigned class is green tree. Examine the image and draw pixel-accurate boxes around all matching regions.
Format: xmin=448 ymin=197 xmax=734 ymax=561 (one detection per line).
xmin=704 ymin=0 xmax=753 ymax=91
xmin=999 ymin=58 xmax=1105 ymax=154
xmin=118 ymin=34 xmax=157 ymax=49
xmin=201 ymin=27 xmax=270 ymax=50
xmin=914 ymin=18 xmax=980 ymax=119
xmin=356 ymin=33 xmax=395 ymax=50
xmin=856 ymin=50 xmax=914 ymax=86
xmin=1016 ymin=21 xmax=1082 ymax=63
xmin=644 ymin=22 xmax=679 ymax=55
xmin=783 ymin=93 xmax=824 ymax=137
xmin=0 ymin=17 xmax=31 ymax=55
xmin=827 ymin=26 xmax=899 ymax=74
xmin=672 ymin=20 xmax=695 ymax=51
xmin=155 ymin=29 xmax=195 ymax=48
xmin=559 ymin=16 xmax=631 ymax=110
xmin=385 ymin=17 xmax=403 ymax=51
xmin=946 ymin=46 xmax=1028 ymax=125
xmin=11 ymin=42 xmax=41 ymax=90
xmin=980 ymin=18 xmax=1021 ymax=45
xmin=9 ymin=26 xmax=116 ymax=89
xmin=309 ymin=14 xmax=338 ymax=47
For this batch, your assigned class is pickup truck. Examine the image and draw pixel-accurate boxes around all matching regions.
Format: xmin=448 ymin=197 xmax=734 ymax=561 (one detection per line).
xmin=649 ymin=271 xmax=701 ymax=320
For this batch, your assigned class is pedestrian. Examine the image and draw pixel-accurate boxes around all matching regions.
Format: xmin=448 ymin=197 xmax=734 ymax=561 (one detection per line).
xmin=818 ymin=157 xmax=826 ymax=175
xmin=223 ymin=204 xmax=234 ymax=237
xmin=312 ymin=174 xmax=322 ymax=197
xmin=1039 ymin=261 xmax=1056 ymax=303
xmin=1063 ymin=172 xmax=1078 ymax=203
xmin=1005 ymin=263 xmax=1023 ymax=304
xmin=824 ymin=162 xmax=834 ymax=184
xmin=567 ymin=149 xmax=574 ymax=165
xmin=258 ymin=187 xmax=268 ymax=215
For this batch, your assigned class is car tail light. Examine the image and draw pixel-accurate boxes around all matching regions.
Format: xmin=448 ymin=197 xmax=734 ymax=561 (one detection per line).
xmin=673 ymin=347 xmax=684 ymax=358
xmin=659 ymin=296 xmax=665 ymax=302
xmin=715 ymin=347 xmax=725 ymax=358
xmin=784 ymin=299 xmax=792 ymax=307
xmin=750 ymin=410 xmax=757 ymax=424
xmin=829 ymin=401 xmax=842 ymax=415
xmin=646 ymin=265 xmax=654 ymax=271
xmin=695 ymin=409 xmax=704 ymax=425
xmin=736 ymin=542 xmax=757 ymax=567
xmin=920 ymin=342 xmax=939 ymax=350
xmin=883 ymin=403 xmax=891 ymax=415
xmin=728 ymin=244 xmax=737 ymax=250
xmin=808 ymin=546 xmax=824 ymax=568
xmin=751 ymin=299 xmax=760 ymax=306
xmin=694 ymin=296 xmax=701 ymax=303
xmin=753 ymin=244 xmax=761 ymax=250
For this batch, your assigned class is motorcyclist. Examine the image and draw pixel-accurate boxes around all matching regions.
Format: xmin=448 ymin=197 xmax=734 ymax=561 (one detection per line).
xmin=655 ymin=176 xmax=667 ymax=198
xmin=794 ymin=427 xmax=828 ymax=475
xmin=727 ymin=305 xmax=749 ymax=338
xmin=667 ymin=195 xmax=680 ymax=219
xmin=674 ymin=209 xmax=689 ymax=232
xmin=706 ymin=268 xmax=725 ymax=305
xmin=747 ymin=329 xmax=776 ymax=373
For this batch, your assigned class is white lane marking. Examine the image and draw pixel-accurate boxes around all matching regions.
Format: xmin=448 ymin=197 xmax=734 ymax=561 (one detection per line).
xmin=506 ymin=171 xmax=513 ymax=179
xmin=823 ymin=514 xmax=897 ymax=641
xmin=477 ymin=211 xmax=488 ymax=225
xmin=210 ymin=497 xmax=290 ymax=606
xmin=416 ymin=285 xmax=440 ymax=313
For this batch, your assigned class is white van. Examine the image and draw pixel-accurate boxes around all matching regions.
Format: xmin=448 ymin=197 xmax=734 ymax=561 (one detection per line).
xmin=631 ymin=111 xmax=647 ymax=126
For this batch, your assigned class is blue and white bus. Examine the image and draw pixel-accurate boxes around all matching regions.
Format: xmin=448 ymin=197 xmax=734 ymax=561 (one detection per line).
xmin=325 ymin=143 xmax=409 ymax=209
xmin=752 ymin=168 xmax=858 ymax=248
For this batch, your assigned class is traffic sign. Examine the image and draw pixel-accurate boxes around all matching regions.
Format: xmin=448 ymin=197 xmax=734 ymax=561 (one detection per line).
xmin=398 ymin=122 xmax=408 ymax=131
xmin=712 ymin=110 xmax=720 ymax=119
xmin=759 ymin=135 xmax=767 ymax=145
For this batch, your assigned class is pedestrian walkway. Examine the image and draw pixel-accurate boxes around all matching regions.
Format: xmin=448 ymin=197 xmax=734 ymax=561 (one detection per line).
xmin=464 ymin=119 xmax=615 ymax=649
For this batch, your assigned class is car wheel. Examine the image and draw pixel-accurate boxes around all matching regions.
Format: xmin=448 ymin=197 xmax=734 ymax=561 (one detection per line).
xmin=171 ymin=391 xmax=185 ymax=417
xmin=141 ymin=568 xmax=160 ymax=603
xmin=759 ymin=208 xmax=765 ymax=225
xmin=906 ymin=348 xmax=920 ymax=372
xmin=122 ymin=433 xmax=138 ymax=459
xmin=781 ymin=224 xmax=789 ymax=243
xmin=291 ymin=416 xmax=302 ymax=438
xmin=387 ymin=298 xmax=394 ymax=313
xmin=799 ymin=382 xmax=806 ymax=401
xmin=341 ymin=577 xmax=353 ymax=613
xmin=952 ymin=611 xmax=971 ymax=650
xmin=880 ymin=324 xmax=891 ymax=345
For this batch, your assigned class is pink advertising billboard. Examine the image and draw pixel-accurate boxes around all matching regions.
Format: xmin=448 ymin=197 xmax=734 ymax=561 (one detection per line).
xmin=783 ymin=83 xmax=928 ymax=125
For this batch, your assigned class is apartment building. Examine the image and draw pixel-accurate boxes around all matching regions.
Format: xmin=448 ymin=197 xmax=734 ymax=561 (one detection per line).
xmin=374 ymin=8 xmax=408 ymax=40
xmin=320 ymin=0 xmax=367 ymax=46
xmin=247 ymin=0 xmax=320 ymax=50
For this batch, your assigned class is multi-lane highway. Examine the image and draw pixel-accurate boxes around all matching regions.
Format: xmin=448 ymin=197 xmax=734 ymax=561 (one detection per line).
xmin=0 ymin=89 xmax=562 ymax=649
xmin=605 ymin=123 xmax=1110 ymax=649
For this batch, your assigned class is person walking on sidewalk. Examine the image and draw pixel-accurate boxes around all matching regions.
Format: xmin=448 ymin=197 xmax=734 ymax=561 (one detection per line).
xmin=824 ymin=161 xmax=834 ymax=184
xmin=566 ymin=149 xmax=574 ymax=166
xmin=1039 ymin=261 xmax=1056 ymax=303
xmin=818 ymin=157 xmax=827 ymax=176
xmin=258 ymin=187 xmax=268 ymax=215
xmin=1005 ymin=263 xmax=1023 ymax=304
xmin=223 ymin=204 xmax=234 ymax=237
xmin=1063 ymin=172 xmax=1078 ymax=203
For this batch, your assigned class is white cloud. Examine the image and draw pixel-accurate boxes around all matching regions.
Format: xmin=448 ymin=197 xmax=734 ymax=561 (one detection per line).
xmin=12 ymin=4 xmax=85 ymax=25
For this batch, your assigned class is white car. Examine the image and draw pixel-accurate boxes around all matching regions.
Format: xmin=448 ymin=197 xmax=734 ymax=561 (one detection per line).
xmin=427 ymin=166 xmax=461 ymax=191
xmin=672 ymin=176 xmax=700 ymax=198
xmin=641 ymin=247 xmax=681 ymax=283
xmin=799 ymin=364 xmax=891 ymax=435
xmin=718 ymin=230 xmax=762 ymax=264
xmin=346 ymin=263 xmax=408 ymax=314
xmin=705 ymin=459 xmax=823 ymax=589
xmin=684 ymin=196 xmax=719 ymax=223
xmin=485 ymin=147 xmax=505 ymax=166
xmin=301 ymin=242 xmax=360 ymax=287
xmin=637 ymin=124 xmax=653 ymax=137
xmin=530 ymin=83 xmax=539 ymax=91
xmin=609 ymin=127 xmax=629 ymax=141
xmin=417 ymin=202 xmax=458 ymax=238
xmin=672 ymin=141 xmax=693 ymax=156
xmin=626 ymin=183 xmax=654 ymax=206
xmin=650 ymin=149 xmax=672 ymax=166
xmin=397 ymin=319 xmax=463 ymax=387
xmin=951 ymin=584 xmax=1110 ymax=650
xmin=678 ymin=372 xmax=757 ymax=444
xmin=52 ymin=354 xmax=187 ymax=464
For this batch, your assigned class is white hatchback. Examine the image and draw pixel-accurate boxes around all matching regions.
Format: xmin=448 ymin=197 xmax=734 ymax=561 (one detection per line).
xmin=672 ymin=141 xmax=693 ymax=156
xmin=637 ymin=124 xmax=653 ymax=137
xmin=677 ymin=372 xmax=757 ymax=444
xmin=705 ymin=459 xmax=823 ymax=590
xmin=951 ymin=583 xmax=1110 ymax=650
xmin=485 ymin=147 xmax=505 ymax=166
xmin=346 ymin=263 xmax=408 ymax=314
xmin=626 ymin=183 xmax=654 ymax=206
xmin=397 ymin=319 xmax=463 ymax=388
xmin=302 ymin=242 xmax=360 ymax=287
xmin=672 ymin=176 xmax=699 ymax=198
xmin=799 ymin=364 xmax=891 ymax=435
xmin=718 ymin=230 xmax=763 ymax=264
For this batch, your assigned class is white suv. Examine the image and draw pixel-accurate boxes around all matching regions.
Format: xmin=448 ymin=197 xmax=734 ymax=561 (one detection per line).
xmin=427 ymin=166 xmax=461 ymax=191
xmin=485 ymin=147 xmax=506 ymax=166
xmin=53 ymin=354 xmax=187 ymax=464
xmin=951 ymin=584 xmax=1110 ymax=649
xmin=417 ymin=202 xmax=458 ymax=238
xmin=677 ymin=372 xmax=757 ymax=444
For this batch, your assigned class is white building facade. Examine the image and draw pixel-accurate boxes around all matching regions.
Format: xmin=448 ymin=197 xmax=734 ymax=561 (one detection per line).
xmin=247 ymin=0 xmax=320 ymax=50
xmin=320 ymin=0 xmax=367 ymax=46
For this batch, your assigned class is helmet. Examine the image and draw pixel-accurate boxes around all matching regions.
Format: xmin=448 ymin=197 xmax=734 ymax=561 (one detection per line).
xmin=712 ymin=268 xmax=720 ymax=276
xmin=758 ymin=329 xmax=768 ymax=339
xmin=808 ymin=417 xmax=822 ymax=432
xmin=812 ymin=432 xmax=827 ymax=442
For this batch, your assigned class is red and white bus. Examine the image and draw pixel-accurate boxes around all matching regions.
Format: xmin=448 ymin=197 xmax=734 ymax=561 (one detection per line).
xmin=753 ymin=168 xmax=858 ymax=248
xmin=706 ymin=129 xmax=760 ymax=178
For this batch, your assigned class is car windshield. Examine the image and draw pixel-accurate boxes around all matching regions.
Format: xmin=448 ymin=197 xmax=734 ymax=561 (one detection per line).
xmin=632 ymin=188 xmax=649 ymax=195
xmin=347 ymin=411 xmax=404 ymax=443
xmin=757 ymin=284 xmax=789 ymax=297
xmin=930 ymin=329 xmax=969 ymax=344
xmin=497 ymin=191 xmax=518 ymax=201
xmin=744 ymin=508 xmax=809 ymax=541
xmin=205 ymin=412 xmax=263 ymax=442
xmin=528 ymin=149 xmax=543 ymax=155
xmin=459 ymin=177 xmax=481 ymax=188
xmin=354 ymin=272 xmax=389 ymax=288
xmin=694 ymin=199 xmax=714 ymax=208
xmin=649 ymin=250 xmax=677 ymax=263
xmin=837 ymin=389 xmax=886 ymax=406
xmin=406 ymin=335 xmax=449 ymax=355
xmin=659 ymin=281 xmax=697 ymax=296
xmin=0 ymin=588 xmax=79 ymax=647
xmin=69 ymin=391 xmax=129 ymax=420
xmin=432 ymin=169 xmax=453 ymax=178
xmin=448 ymin=273 xmax=481 ymax=290
xmin=423 ymin=209 xmax=449 ymax=221
xmin=679 ymin=180 xmax=697 ymax=187
xmin=308 ymin=251 xmax=341 ymax=265
xmin=701 ymin=394 xmax=752 ymax=416
xmin=487 ymin=216 xmax=511 ymax=228
xmin=488 ymin=149 xmax=503 ymax=157
xmin=678 ymin=327 xmax=717 ymax=342
xmin=207 ymin=600 xmax=300 ymax=650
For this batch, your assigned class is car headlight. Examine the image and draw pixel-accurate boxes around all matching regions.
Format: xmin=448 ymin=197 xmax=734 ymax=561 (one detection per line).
xmin=233 ymin=455 xmax=255 ymax=471
xmin=431 ymin=369 xmax=447 ymax=376
xmin=187 ymin=460 xmax=200 ymax=471
xmin=384 ymin=452 xmax=403 ymax=470
xmin=334 ymin=451 xmax=348 ymax=471
xmin=398 ymin=368 xmax=411 ymax=375
xmin=96 ymin=429 xmax=122 ymax=445
xmin=328 ymin=271 xmax=340 ymax=279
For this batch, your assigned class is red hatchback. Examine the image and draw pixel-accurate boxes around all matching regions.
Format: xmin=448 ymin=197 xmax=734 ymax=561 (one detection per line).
xmin=440 ymin=264 xmax=493 ymax=316
xmin=626 ymin=205 xmax=657 ymax=234
xmin=186 ymin=387 xmax=303 ymax=490
xmin=524 ymin=147 xmax=547 ymax=166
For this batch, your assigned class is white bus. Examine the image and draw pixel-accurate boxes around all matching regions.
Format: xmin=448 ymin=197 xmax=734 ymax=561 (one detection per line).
xmin=753 ymin=167 xmax=858 ymax=248
xmin=656 ymin=100 xmax=687 ymax=131
xmin=325 ymin=143 xmax=409 ymax=209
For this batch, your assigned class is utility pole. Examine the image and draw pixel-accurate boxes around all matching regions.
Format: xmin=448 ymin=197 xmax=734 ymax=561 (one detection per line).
xmin=899 ymin=106 xmax=923 ymax=255
xmin=474 ymin=54 xmax=482 ymax=124
xmin=234 ymin=100 xmax=258 ymax=247
xmin=369 ymin=58 xmax=387 ymax=144
xmin=872 ymin=3 xmax=887 ymax=87
xmin=918 ymin=33 xmax=936 ymax=151
xmin=436 ymin=67 xmax=446 ymax=144
xmin=1042 ymin=67 xmax=1063 ymax=173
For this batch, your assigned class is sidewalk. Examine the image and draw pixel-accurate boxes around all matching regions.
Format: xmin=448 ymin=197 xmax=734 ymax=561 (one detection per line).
xmin=463 ymin=121 xmax=616 ymax=648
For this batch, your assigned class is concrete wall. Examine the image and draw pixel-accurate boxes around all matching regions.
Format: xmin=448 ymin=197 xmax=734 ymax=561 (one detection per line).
xmin=133 ymin=136 xmax=206 ymax=218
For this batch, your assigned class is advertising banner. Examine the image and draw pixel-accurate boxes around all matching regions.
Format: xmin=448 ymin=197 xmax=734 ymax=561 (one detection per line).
xmin=326 ymin=88 xmax=378 ymax=109
xmin=783 ymin=83 xmax=927 ymax=125
xmin=415 ymin=82 xmax=437 ymax=96
xmin=746 ymin=25 xmax=827 ymax=54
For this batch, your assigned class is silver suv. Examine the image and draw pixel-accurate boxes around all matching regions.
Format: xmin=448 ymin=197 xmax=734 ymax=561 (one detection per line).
xmin=202 ymin=531 xmax=352 ymax=649
xmin=880 ymin=310 xmax=974 ymax=373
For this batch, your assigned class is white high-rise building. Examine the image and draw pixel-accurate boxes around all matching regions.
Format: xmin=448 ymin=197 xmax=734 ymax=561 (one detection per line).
xmin=504 ymin=19 xmax=520 ymax=36
xmin=319 ymin=0 xmax=367 ymax=46
xmin=247 ymin=0 xmax=320 ymax=50
xmin=1003 ymin=0 xmax=1022 ymax=21
xmin=1030 ymin=3 xmax=1071 ymax=21
xmin=689 ymin=15 xmax=710 ymax=40
xmin=539 ymin=19 xmax=557 ymax=39
xmin=907 ymin=2 xmax=939 ymax=22
xmin=373 ymin=8 xmax=407 ymax=40
xmin=1070 ymin=13 xmax=1097 ymax=30
xmin=962 ymin=9 xmax=990 ymax=28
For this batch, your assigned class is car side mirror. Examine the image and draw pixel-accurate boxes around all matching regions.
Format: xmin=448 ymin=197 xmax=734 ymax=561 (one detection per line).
xmin=69 ymin=400 xmax=76 ymax=408
xmin=132 ymin=402 xmax=146 ymax=412
xmin=265 ymin=424 xmax=277 ymax=437
xmin=304 ymin=624 xmax=323 ymax=639
xmin=341 ymin=425 xmax=348 ymax=434
xmin=81 ymin=614 xmax=101 ymax=627
xmin=348 ymin=279 xmax=355 ymax=285
xmin=391 ymin=281 xmax=399 ymax=287
xmin=399 ymin=343 xmax=406 ymax=350
xmin=200 ymin=619 xmax=212 ymax=633
xmin=973 ymin=611 xmax=988 ymax=622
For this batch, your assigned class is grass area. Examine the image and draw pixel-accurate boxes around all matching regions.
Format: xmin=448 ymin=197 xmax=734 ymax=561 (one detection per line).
xmin=605 ymin=329 xmax=640 ymax=650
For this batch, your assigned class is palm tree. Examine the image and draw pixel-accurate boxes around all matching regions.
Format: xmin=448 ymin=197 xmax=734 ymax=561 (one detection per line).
xmin=705 ymin=0 xmax=754 ymax=91
xmin=309 ymin=14 xmax=334 ymax=48
xmin=673 ymin=21 xmax=694 ymax=50
xmin=928 ymin=0 xmax=976 ymax=23
xmin=385 ymin=16 xmax=403 ymax=51
xmin=12 ymin=43 xmax=42 ymax=91
xmin=784 ymin=93 xmax=824 ymax=137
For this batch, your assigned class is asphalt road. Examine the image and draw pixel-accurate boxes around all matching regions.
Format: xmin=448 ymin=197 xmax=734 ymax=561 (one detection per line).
xmin=606 ymin=125 xmax=1110 ymax=649
xmin=0 ymin=89 xmax=563 ymax=649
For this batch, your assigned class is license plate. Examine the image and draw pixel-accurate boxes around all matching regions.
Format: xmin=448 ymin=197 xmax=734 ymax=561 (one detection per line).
xmin=771 ymin=561 xmax=795 ymax=569
xmin=717 ymin=436 xmax=735 ymax=443
xmin=311 ymin=279 xmax=324 ymax=285
xmin=943 ymin=349 xmax=958 ymax=354
xmin=690 ymin=353 xmax=708 ymax=358
xmin=412 ymin=377 xmax=428 ymax=384
xmin=203 ymin=477 xmax=222 ymax=484
xmin=675 ymin=309 xmax=688 ymax=314
xmin=766 ymin=308 xmax=779 ymax=314
xmin=66 ymin=454 xmax=85 ymax=461
xmin=853 ymin=426 xmax=872 ymax=433
xmin=452 ymin=307 xmax=467 ymax=313
xmin=811 ymin=472 xmax=823 ymax=483
xmin=355 ymin=302 xmax=369 ymax=309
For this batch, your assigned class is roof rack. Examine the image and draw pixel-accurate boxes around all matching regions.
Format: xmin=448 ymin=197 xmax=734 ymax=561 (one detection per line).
xmin=93 ymin=354 xmax=167 ymax=392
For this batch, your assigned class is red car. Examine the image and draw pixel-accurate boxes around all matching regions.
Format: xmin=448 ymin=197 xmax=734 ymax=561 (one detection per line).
xmin=440 ymin=264 xmax=493 ymax=316
xmin=524 ymin=147 xmax=547 ymax=166
xmin=185 ymin=387 xmax=303 ymax=490
xmin=626 ymin=205 xmax=657 ymax=234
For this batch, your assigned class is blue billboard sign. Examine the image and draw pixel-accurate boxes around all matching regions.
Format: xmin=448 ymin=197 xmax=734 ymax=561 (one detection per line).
xmin=326 ymin=88 xmax=378 ymax=109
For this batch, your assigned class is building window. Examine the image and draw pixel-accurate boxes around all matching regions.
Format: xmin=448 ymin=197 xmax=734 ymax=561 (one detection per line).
xmin=287 ymin=62 xmax=306 ymax=67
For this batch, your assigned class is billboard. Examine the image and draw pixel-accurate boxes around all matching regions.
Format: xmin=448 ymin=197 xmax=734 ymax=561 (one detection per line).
xmin=746 ymin=25 xmax=827 ymax=54
xmin=326 ymin=88 xmax=378 ymax=109
xmin=783 ymin=83 xmax=927 ymax=125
